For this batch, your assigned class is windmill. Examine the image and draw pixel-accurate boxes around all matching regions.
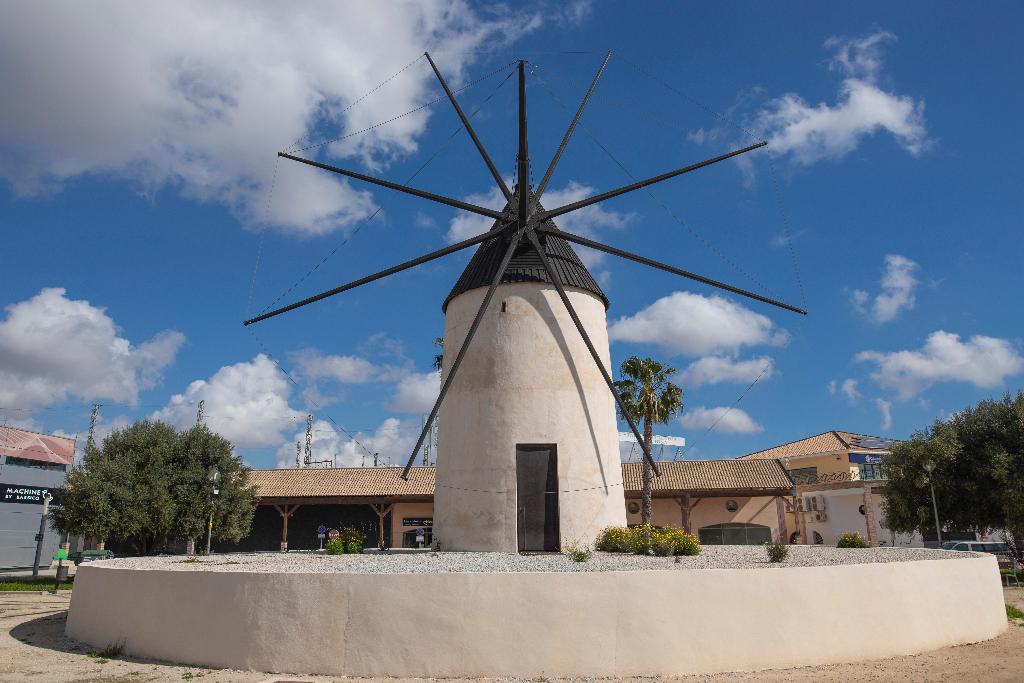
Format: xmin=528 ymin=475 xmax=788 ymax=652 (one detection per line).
xmin=245 ymin=53 xmax=805 ymax=551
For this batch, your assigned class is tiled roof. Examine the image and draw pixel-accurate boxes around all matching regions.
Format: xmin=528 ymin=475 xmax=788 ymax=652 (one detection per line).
xmin=442 ymin=194 xmax=608 ymax=312
xmin=249 ymin=460 xmax=793 ymax=500
xmin=738 ymin=430 xmax=894 ymax=461
xmin=249 ymin=466 xmax=435 ymax=499
xmin=621 ymin=459 xmax=792 ymax=493
xmin=0 ymin=426 xmax=76 ymax=465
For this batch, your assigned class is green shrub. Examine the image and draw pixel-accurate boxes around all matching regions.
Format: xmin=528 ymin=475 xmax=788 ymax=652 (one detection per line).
xmin=765 ymin=540 xmax=789 ymax=563
xmin=345 ymin=540 xmax=363 ymax=554
xmin=629 ymin=524 xmax=656 ymax=555
xmin=595 ymin=526 xmax=633 ymax=553
xmin=1007 ymin=603 xmax=1024 ymax=621
xmin=324 ymin=538 xmax=344 ymax=555
xmin=659 ymin=526 xmax=701 ymax=556
xmin=596 ymin=525 xmax=700 ymax=556
xmin=564 ymin=542 xmax=592 ymax=563
xmin=836 ymin=531 xmax=870 ymax=548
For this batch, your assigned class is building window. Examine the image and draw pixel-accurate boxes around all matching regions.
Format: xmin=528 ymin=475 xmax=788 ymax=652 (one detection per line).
xmin=813 ymin=531 xmax=824 ymax=545
xmin=725 ymin=500 xmax=738 ymax=512
xmin=3 ymin=456 xmax=67 ymax=472
xmin=788 ymin=466 xmax=818 ymax=485
xmin=698 ymin=523 xmax=771 ymax=545
xmin=858 ymin=463 xmax=887 ymax=481
xmin=626 ymin=501 xmax=640 ymax=515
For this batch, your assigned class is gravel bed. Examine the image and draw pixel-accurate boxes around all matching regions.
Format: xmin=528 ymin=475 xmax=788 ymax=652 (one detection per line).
xmin=94 ymin=545 xmax=976 ymax=574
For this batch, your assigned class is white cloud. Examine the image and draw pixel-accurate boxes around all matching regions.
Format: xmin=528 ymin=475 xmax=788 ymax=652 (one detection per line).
xmin=290 ymin=348 xmax=382 ymax=384
xmin=0 ymin=3 xmax=536 ymax=235
xmin=851 ymin=254 xmax=919 ymax=323
xmin=841 ymin=378 xmax=861 ymax=404
xmin=680 ymin=406 xmax=763 ymax=434
xmin=757 ymin=31 xmax=928 ymax=164
xmin=857 ymin=331 xmax=1024 ymax=399
xmin=444 ymin=180 xmax=634 ymax=269
xmin=153 ymin=354 xmax=304 ymax=448
xmin=388 ymin=371 xmax=440 ymax=414
xmin=875 ymin=398 xmax=893 ymax=431
xmin=0 ymin=288 xmax=184 ymax=410
xmin=676 ymin=356 xmax=774 ymax=387
xmin=608 ymin=291 xmax=788 ymax=357
xmin=827 ymin=379 xmax=838 ymax=395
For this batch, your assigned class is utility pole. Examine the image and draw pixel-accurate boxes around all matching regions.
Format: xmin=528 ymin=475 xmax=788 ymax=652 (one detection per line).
xmin=86 ymin=403 xmax=100 ymax=455
xmin=32 ymin=492 xmax=53 ymax=578
xmin=205 ymin=469 xmax=219 ymax=555
xmin=304 ymin=414 xmax=313 ymax=467
xmin=195 ymin=399 xmax=205 ymax=426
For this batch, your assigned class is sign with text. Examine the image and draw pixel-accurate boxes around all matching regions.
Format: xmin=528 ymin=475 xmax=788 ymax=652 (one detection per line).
xmin=849 ymin=453 xmax=884 ymax=464
xmin=402 ymin=517 xmax=432 ymax=528
xmin=1 ymin=483 xmax=58 ymax=505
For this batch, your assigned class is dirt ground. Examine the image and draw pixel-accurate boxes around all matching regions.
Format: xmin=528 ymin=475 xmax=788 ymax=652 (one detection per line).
xmin=2 ymin=588 xmax=1023 ymax=683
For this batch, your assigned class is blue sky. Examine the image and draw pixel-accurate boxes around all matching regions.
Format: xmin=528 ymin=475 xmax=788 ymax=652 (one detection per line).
xmin=2 ymin=2 xmax=1022 ymax=468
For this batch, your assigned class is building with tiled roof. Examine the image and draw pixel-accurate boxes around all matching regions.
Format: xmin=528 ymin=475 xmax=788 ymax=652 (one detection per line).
xmin=233 ymin=459 xmax=796 ymax=553
xmin=734 ymin=430 xmax=919 ymax=549
xmin=738 ymin=430 xmax=894 ymax=461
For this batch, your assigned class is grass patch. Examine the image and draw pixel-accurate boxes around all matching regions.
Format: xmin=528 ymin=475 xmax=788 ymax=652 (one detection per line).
xmin=88 ymin=641 xmax=125 ymax=663
xmin=1007 ymin=603 xmax=1024 ymax=620
xmin=0 ymin=577 xmax=74 ymax=591
xmin=174 ymin=558 xmax=203 ymax=564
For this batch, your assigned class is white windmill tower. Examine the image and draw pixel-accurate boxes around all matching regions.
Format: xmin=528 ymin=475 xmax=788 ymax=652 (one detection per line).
xmin=245 ymin=53 xmax=804 ymax=552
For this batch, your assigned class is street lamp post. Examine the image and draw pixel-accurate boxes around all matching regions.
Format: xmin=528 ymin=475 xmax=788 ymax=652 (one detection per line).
xmin=923 ymin=461 xmax=942 ymax=547
xmin=206 ymin=468 xmax=220 ymax=556
xmin=32 ymin=492 xmax=53 ymax=578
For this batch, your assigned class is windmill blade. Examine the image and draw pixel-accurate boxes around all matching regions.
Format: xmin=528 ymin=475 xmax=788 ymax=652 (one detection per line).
xmin=279 ymin=153 xmax=504 ymax=220
xmin=537 ymin=226 xmax=807 ymax=315
xmin=425 ymin=52 xmax=512 ymax=202
xmin=524 ymin=230 xmax=661 ymax=476
xmin=401 ymin=226 xmax=526 ymax=480
xmin=539 ymin=141 xmax=767 ymax=221
xmin=535 ymin=50 xmax=611 ymax=200
xmin=244 ymin=228 xmax=502 ymax=326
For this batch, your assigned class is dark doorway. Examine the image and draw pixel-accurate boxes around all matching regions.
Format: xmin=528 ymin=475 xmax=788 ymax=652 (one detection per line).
xmin=516 ymin=444 xmax=559 ymax=552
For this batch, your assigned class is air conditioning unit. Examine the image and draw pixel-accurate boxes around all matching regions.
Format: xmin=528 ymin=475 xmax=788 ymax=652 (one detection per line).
xmin=814 ymin=511 xmax=829 ymax=523
xmin=802 ymin=495 xmax=827 ymax=512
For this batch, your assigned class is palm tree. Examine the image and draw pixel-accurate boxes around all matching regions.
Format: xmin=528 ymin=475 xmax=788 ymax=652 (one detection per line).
xmin=614 ymin=356 xmax=684 ymax=525
xmin=432 ymin=337 xmax=444 ymax=372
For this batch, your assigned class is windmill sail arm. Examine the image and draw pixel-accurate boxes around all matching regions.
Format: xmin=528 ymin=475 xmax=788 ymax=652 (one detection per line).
xmin=425 ymin=52 xmax=512 ymax=202
xmin=278 ymin=153 xmax=505 ymax=220
xmin=244 ymin=229 xmax=502 ymax=326
xmin=535 ymin=50 xmax=611 ymax=200
xmin=401 ymin=228 xmax=528 ymax=480
xmin=524 ymin=230 xmax=662 ymax=477
xmin=536 ymin=226 xmax=807 ymax=315
xmin=538 ymin=141 xmax=767 ymax=221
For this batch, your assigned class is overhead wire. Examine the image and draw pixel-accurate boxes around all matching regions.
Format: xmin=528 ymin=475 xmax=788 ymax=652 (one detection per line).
xmin=528 ymin=56 xmax=806 ymax=462
xmin=253 ymin=63 xmax=517 ymax=318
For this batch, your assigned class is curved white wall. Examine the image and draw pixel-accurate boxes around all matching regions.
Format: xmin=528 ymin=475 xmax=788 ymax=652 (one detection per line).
xmin=66 ymin=556 xmax=1006 ymax=678
xmin=436 ymin=282 xmax=625 ymax=551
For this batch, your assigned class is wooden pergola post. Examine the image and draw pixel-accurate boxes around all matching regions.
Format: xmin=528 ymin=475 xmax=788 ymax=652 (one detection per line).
xmin=674 ymin=495 xmax=701 ymax=533
xmin=369 ymin=503 xmax=394 ymax=550
xmin=274 ymin=504 xmax=301 ymax=552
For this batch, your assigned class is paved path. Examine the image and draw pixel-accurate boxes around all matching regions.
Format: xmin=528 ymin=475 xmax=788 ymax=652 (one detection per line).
xmin=1 ymin=588 xmax=1022 ymax=682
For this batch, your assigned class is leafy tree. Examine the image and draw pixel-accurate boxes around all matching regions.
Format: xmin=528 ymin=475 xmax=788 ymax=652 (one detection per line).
xmin=51 ymin=419 xmax=256 ymax=554
xmin=172 ymin=424 xmax=257 ymax=548
xmin=883 ymin=391 xmax=1024 ymax=541
xmin=614 ymin=357 xmax=684 ymax=525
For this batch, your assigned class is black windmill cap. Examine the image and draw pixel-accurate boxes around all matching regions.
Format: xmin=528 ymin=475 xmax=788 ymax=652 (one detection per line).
xmin=442 ymin=195 xmax=609 ymax=313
